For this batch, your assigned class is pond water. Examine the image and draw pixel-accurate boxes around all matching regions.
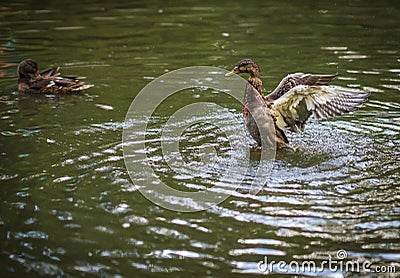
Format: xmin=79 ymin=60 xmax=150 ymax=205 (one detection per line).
xmin=0 ymin=0 xmax=399 ymax=277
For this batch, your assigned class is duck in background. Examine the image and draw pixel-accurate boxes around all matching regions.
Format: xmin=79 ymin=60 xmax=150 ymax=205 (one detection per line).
xmin=17 ymin=59 xmax=93 ymax=94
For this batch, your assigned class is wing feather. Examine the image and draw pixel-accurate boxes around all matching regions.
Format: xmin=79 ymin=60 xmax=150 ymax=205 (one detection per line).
xmin=40 ymin=67 xmax=60 ymax=78
xmin=265 ymin=73 xmax=338 ymax=101
xmin=272 ymin=85 xmax=369 ymax=132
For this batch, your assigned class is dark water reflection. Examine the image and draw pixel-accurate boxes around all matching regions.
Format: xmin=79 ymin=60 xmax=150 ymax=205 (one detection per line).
xmin=1 ymin=0 xmax=399 ymax=277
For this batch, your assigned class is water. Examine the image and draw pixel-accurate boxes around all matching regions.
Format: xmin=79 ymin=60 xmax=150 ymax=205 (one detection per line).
xmin=1 ymin=0 xmax=399 ymax=277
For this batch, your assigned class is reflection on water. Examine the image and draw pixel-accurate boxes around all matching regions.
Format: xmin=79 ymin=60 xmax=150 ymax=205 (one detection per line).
xmin=1 ymin=0 xmax=399 ymax=277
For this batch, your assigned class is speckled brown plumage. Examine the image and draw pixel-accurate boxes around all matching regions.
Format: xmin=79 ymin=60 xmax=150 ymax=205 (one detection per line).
xmin=225 ymin=58 xmax=369 ymax=149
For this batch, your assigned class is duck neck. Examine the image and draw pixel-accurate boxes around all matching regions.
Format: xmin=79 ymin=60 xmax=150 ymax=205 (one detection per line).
xmin=243 ymin=75 xmax=264 ymax=114
xmin=247 ymin=76 xmax=262 ymax=95
xmin=245 ymin=61 xmax=262 ymax=94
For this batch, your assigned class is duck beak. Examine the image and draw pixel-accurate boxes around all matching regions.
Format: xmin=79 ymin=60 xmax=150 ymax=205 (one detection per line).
xmin=224 ymin=67 xmax=240 ymax=77
xmin=34 ymin=71 xmax=40 ymax=77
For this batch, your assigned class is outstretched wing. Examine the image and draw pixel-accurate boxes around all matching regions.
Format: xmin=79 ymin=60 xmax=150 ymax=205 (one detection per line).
xmin=271 ymin=85 xmax=369 ymax=132
xmin=265 ymin=73 xmax=338 ymax=101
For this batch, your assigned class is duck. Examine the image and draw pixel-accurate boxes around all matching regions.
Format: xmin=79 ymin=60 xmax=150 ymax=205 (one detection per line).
xmin=225 ymin=58 xmax=369 ymax=149
xmin=17 ymin=59 xmax=93 ymax=94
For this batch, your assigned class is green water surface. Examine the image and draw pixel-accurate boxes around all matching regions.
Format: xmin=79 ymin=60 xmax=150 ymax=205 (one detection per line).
xmin=0 ymin=0 xmax=399 ymax=277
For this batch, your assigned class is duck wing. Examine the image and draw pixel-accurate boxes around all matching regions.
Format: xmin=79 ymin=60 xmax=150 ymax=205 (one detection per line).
xmin=44 ymin=76 xmax=94 ymax=92
xmin=22 ymin=67 xmax=60 ymax=93
xmin=271 ymin=85 xmax=369 ymax=132
xmin=40 ymin=67 xmax=60 ymax=78
xmin=265 ymin=73 xmax=338 ymax=102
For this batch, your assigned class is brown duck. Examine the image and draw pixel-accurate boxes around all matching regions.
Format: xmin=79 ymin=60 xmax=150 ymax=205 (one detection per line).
xmin=225 ymin=59 xmax=369 ymax=149
xmin=17 ymin=59 xmax=93 ymax=94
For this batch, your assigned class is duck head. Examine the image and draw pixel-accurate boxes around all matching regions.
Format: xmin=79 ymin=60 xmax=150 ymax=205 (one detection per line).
xmin=225 ymin=59 xmax=261 ymax=78
xmin=17 ymin=59 xmax=40 ymax=80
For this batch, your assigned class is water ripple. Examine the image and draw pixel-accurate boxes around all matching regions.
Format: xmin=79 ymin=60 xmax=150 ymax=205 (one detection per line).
xmin=1 ymin=2 xmax=399 ymax=276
